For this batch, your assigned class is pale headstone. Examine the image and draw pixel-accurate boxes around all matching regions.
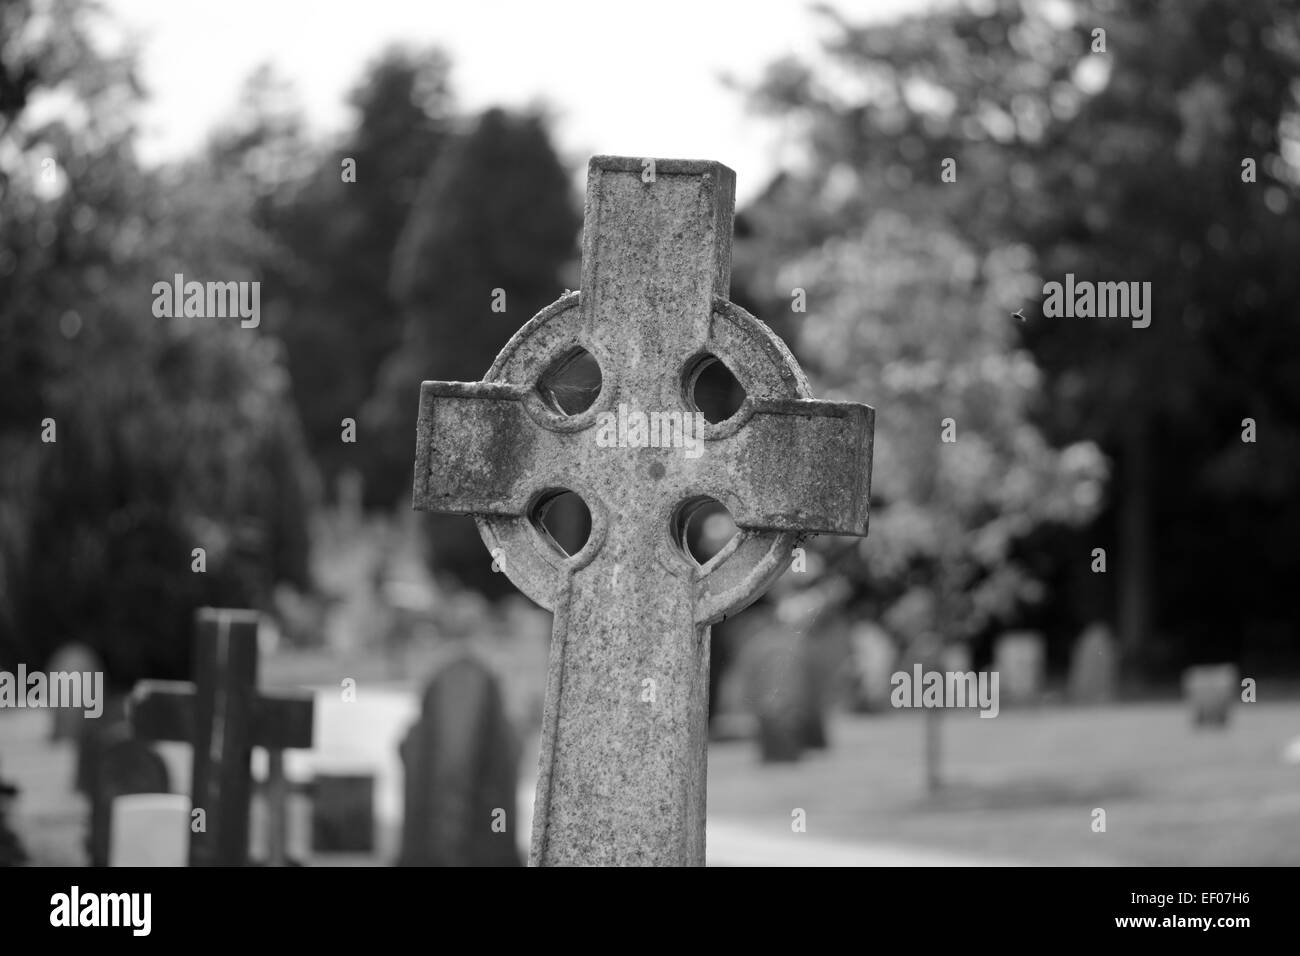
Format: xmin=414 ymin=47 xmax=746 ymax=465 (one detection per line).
xmin=994 ymin=631 xmax=1046 ymax=704
xmin=850 ymin=622 xmax=896 ymax=712
xmin=1068 ymin=623 xmax=1118 ymax=704
xmin=110 ymin=794 xmax=191 ymax=867
xmin=398 ymin=654 xmax=520 ymax=866
xmin=1182 ymin=663 xmax=1238 ymax=727
xmin=412 ymin=155 xmax=875 ymax=866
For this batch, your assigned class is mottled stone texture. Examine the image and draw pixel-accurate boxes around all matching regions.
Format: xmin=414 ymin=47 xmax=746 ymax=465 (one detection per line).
xmin=413 ymin=156 xmax=875 ymax=866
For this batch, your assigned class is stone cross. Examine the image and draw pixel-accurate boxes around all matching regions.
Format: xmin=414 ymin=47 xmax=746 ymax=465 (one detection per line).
xmin=413 ymin=156 xmax=874 ymax=866
xmin=128 ymin=607 xmax=314 ymax=866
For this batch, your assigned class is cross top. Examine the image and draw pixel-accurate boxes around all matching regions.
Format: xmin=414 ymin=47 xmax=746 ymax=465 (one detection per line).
xmin=414 ymin=156 xmax=874 ymax=866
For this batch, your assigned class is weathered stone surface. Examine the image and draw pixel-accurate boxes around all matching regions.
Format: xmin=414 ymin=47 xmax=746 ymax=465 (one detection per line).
xmin=413 ymin=156 xmax=875 ymax=866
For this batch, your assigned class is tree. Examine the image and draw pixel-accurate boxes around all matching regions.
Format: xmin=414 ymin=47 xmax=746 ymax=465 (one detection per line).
xmin=0 ymin=0 xmax=316 ymax=685
xmin=744 ymin=0 xmax=1300 ymax=675
xmin=366 ymin=107 xmax=580 ymax=595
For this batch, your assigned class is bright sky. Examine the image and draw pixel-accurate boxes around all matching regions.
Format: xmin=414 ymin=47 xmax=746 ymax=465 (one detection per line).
xmin=104 ymin=0 xmax=934 ymax=202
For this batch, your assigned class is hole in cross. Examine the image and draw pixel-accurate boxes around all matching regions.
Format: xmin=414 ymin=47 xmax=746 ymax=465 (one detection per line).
xmin=673 ymin=496 xmax=738 ymax=567
xmin=530 ymin=489 xmax=592 ymax=557
xmin=685 ymin=354 xmax=745 ymax=424
xmin=536 ymin=347 xmax=602 ymax=415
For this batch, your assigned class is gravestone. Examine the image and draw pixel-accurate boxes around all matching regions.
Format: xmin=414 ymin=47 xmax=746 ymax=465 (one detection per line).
xmin=941 ymin=641 xmax=972 ymax=674
xmin=110 ymin=794 xmax=190 ymax=867
xmin=413 ymin=155 xmax=875 ymax=865
xmin=129 ymin=608 xmax=314 ymax=866
xmin=87 ymin=729 xmax=170 ymax=868
xmin=745 ymin=629 xmax=812 ymax=762
xmin=1182 ymin=663 xmax=1238 ymax=728
xmin=312 ymin=773 xmax=374 ymax=855
xmin=0 ymin=767 xmax=28 ymax=866
xmin=398 ymin=654 xmax=520 ymax=866
xmin=47 ymin=642 xmax=103 ymax=742
xmin=1068 ymin=623 xmax=1118 ymax=704
xmin=994 ymin=631 xmax=1046 ymax=705
xmin=849 ymin=623 xmax=896 ymax=712
xmin=74 ymin=694 xmax=128 ymax=794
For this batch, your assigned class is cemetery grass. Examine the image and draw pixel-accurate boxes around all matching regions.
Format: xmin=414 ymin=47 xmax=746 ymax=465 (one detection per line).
xmin=706 ymin=701 xmax=1300 ymax=866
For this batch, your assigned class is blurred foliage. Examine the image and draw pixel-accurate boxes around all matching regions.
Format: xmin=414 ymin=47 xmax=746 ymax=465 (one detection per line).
xmin=0 ymin=0 xmax=316 ymax=684
xmin=785 ymin=214 xmax=1105 ymax=654
xmin=365 ymin=106 xmax=580 ymax=597
xmin=743 ymin=0 xmax=1300 ymax=673
xmin=211 ymin=49 xmax=455 ymax=506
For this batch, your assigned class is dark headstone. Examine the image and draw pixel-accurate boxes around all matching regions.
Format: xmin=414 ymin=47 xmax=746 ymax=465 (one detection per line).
xmin=87 ymin=729 xmax=170 ymax=868
xmin=311 ymin=774 xmax=374 ymax=854
xmin=0 ymin=768 xmax=27 ymax=867
xmin=48 ymin=643 xmax=103 ymax=742
xmin=745 ymin=629 xmax=818 ymax=763
xmin=398 ymin=654 xmax=521 ymax=866
xmin=75 ymin=695 xmax=128 ymax=794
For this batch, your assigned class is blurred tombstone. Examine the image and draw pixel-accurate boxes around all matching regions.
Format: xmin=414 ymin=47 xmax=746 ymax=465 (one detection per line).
xmin=47 ymin=643 xmax=103 ymax=742
xmin=994 ymin=631 xmax=1046 ymax=705
xmin=110 ymin=794 xmax=190 ymax=867
xmin=849 ymin=622 xmax=897 ymax=712
xmin=398 ymin=653 xmax=521 ymax=866
xmin=87 ymin=729 xmax=170 ymax=868
xmin=1068 ymin=623 xmax=1119 ymax=704
xmin=311 ymin=773 xmax=375 ymax=854
xmin=0 ymin=769 xmax=28 ymax=866
xmin=75 ymin=694 xmax=129 ymax=794
xmin=745 ymin=628 xmax=816 ymax=763
xmin=941 ymin=641 xmax=972 ymax=675
xmin=1182 ymin=664 xmax=1238 ymax=728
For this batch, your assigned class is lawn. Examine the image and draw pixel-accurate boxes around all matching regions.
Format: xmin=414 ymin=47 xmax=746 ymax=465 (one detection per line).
xmin=705 ymin=702 xmax=1300 ymax=865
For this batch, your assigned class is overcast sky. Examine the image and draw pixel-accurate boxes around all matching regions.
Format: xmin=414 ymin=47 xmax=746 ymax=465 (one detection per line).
xmin=105 ymin=0 xmax=935 ymax=202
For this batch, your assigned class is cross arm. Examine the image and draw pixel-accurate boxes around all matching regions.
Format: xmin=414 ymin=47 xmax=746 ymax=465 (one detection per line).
xmin=705 ymin=398 xmax=874 ymax=536
xmin=413 ymin=381 xmax=554 ymax=517
xmin=129 ymin=681 xmax=314 ymax=750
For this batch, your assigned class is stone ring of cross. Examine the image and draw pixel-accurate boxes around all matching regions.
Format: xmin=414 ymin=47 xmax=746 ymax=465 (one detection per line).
xmin=458 ymin=289 xmax=867 ymax=626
